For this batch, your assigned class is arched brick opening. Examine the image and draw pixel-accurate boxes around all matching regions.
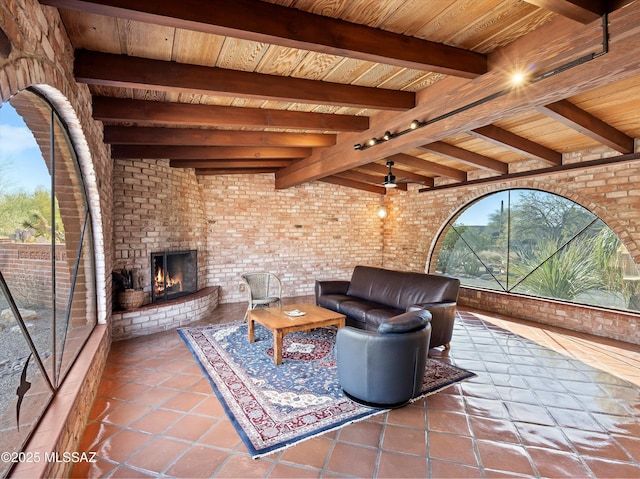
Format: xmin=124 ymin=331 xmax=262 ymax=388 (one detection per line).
xmin=427 ymin=176 xmax=640 ymax=273
xmin=1 ymin=71 xmax=107 ymax=325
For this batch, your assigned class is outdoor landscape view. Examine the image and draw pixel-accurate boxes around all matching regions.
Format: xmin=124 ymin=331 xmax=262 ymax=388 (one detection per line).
xmin=435 ymin=189 xmax=640 ymax=313
xmin=0 ymin=93 xmax=96 ymax=475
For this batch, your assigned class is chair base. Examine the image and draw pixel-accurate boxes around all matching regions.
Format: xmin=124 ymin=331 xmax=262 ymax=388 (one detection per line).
xmin=342 ymin=389 xmax=410 ymax=409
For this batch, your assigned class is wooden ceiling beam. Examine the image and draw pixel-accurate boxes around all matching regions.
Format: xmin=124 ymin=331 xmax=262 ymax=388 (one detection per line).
xmin=196 ymin=168 xmax=279 ymax=175
xmin=389 ymin=154 xmax=468 ymax=181
xmin=536 ymin=99 xmax=634 ymax=153
xmin=171 ymin=160 xmax=293 ymax=168
xmin=275 ymin=3 xmax=640 ymax=189
xmin=103 ymin=126 xmax=336 ymax=148
xmin=522 ymin=0 xmax=605 ymax=24
xmin=418 ymin=141 xmax=509 ymax=173
xmin=92 ymin=97 xmax=369 ymax=132
xmin=112 ymin=145 xmax=311 ymax=160
xmin=468 ymin=125 xmax=562 ymax=165
xmin=42 ymin=0 xmax=487 ymax=78
xmin=421 ymin=151 xmax=640 ymax=192
xmin=75 ymin=50 xmax=415 ymax=111
xmin=320 ymin=177 xmax=387 ymax=195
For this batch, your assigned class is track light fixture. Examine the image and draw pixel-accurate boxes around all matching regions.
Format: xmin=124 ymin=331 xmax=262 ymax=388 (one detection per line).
xmin=353 ymin=14 xmax=609 ymax=153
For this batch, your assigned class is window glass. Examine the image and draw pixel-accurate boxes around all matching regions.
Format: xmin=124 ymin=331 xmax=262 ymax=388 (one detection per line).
xmin=0 ymin=89 xmax=96 ymax=476
xmin=433 ymin=189 xmax=640 ymax=313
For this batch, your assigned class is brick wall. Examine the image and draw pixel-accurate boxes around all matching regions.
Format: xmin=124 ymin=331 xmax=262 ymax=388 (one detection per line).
xmin=111 ymin=149 xmax=640 ymax=344
xmin=199 ymin=173 xmax=385 ymax=302
xmin=111 ymin=286 xmax=219 ymax=341
xmin=112 ymin=160 xmax=385 ymax=306
xmin=0 ymin=243 xmax=71 ymax=309
xmin=1 ymin=0 xmax=113 ymax=475
xmin=385 ymin=145 xmax=640 ymax=345
xmin=112 ymin=159 xmax=208 ymax=304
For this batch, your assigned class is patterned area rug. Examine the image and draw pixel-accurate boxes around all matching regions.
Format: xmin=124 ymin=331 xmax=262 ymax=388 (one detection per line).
xmin=179 ymin=321 xmax=476 ymax=458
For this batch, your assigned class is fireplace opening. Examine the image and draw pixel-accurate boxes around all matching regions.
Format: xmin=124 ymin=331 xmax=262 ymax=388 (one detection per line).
xmin=151 ymin=250 xmax=197 ymax=303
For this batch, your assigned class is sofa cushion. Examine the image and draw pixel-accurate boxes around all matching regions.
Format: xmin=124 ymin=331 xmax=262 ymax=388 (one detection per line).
xmin=316 ymin=294 xmax=352 ymax=313
xmin=346 ymin=266 xmax=459 ymax=310
xmin=339 ymin=299 xmax=385 ymax=323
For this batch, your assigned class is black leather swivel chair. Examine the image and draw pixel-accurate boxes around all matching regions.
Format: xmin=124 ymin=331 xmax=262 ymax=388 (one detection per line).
xmin=336 ymin=310 xmax=432 ymax=408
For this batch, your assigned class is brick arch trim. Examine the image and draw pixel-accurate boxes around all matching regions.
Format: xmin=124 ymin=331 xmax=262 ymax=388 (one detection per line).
xmin=1 ymin=58 xmax=107 ymax=324
xmin=426 ymin=178 xmax=640 ymax=273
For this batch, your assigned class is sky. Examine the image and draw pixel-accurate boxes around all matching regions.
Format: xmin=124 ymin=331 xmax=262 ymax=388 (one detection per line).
xmin=455 ymin=191 xmax=508 ymax=226
xmin=0 ymin=102 xmax=52 ymax=194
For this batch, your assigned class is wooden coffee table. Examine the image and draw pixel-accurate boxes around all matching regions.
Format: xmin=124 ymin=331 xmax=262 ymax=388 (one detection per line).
xmin=247 ymin=303 xmax=346 ymax=365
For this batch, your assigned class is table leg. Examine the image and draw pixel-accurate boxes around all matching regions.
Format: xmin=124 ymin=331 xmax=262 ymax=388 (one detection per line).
xmin=274 ymin=330 xmax=283 ymax=365
xmin=248 ymin=317 xmax=255 ymax=343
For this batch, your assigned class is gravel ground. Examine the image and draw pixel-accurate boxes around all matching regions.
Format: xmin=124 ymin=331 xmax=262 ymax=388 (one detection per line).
xmin=0 ymin=303 xmax=55 ymax=426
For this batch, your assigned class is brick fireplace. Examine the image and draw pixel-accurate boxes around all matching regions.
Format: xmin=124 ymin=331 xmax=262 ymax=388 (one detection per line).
xmin=151 ymin=250 xmax=198 ymax=303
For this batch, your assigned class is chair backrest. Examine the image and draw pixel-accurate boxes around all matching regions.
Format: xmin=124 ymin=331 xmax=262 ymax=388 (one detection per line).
xmin=241 ymin=272 xmax=281 ymax=298
xmin=336 ymin=311 xmax=432 ymax=406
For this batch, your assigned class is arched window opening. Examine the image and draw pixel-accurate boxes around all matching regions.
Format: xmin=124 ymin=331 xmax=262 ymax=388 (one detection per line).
xmin=0 ymin=88 xmax=97 ymax=475
xmin=432 ymin=189 xmax=640 ymax=313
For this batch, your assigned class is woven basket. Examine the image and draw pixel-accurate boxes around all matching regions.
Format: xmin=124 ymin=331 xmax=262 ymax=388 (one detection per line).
xmin=118 ymin=289 xmax=145 ymax=310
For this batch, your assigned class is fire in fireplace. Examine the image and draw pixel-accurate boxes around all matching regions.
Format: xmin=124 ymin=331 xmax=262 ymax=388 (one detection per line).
xmin=151 ymin=250 xmax=197 ymax=303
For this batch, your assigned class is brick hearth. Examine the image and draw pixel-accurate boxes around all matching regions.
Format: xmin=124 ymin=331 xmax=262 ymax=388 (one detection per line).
xmin=111 ymin=286 xmax=220 ymax=341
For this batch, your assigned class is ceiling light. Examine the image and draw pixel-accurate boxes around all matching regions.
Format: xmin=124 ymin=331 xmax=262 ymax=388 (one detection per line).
xmin=368 ymin=138 xmax=377 ymax=146
xmin=511 ymin=71 xmax=527 ymax=86
xmin=383 ymin=131 xmax=392 ymax=141
xmin=383 ymin=172 xmax=397 ymax=188
xmin=410 ymin=120 xmax=420 ymax=130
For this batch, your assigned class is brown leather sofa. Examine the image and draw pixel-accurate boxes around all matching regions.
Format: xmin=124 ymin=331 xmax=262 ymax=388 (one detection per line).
xmin=315 ymin=266 xmax=460 ymax=349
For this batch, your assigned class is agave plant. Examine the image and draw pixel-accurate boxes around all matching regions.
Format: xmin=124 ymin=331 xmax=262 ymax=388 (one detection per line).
xmin=510 ymin=238 xmax=602 ymax=301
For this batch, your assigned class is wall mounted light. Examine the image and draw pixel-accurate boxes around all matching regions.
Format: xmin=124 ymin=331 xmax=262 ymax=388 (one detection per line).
xmin=377 ymin=205 xmax=388 ymax=219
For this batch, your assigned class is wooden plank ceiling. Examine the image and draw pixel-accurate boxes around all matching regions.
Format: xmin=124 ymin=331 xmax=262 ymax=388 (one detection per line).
xmin=41 ymin=0 xmax=640 ymax=194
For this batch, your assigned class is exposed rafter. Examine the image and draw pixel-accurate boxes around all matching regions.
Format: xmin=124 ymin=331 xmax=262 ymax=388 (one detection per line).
xmin=421 ymin=151 xmax=640 ymax=192
xmin=418 ymin=142 xmax=509 ymax=173
xmin=522 ymin=0 xmax=605 ymax=24
xmin=320 ymin=177 xmax=387 ymax=195
xmin=112 ymin=146 xmax=311 ymax=160
xmin=103 ymin=126 xmax=336 ymax=148
xmin=196 ymin=168 xmax=279 ymax=175
xmin=536 ymin=100 xmax=634 ymax=153
xmin=75 ymin=50 xmax=415 ymax=111
xmin=467 ymin=125 xmax=562 ymax=166
xmin=274 ymin=5 xmax=640 ymax=189
xmin=389 ymin=154 xmax=467 ymax=182
xmin=41 ymin=0 xmax=487 ymax=78
xmin=41 ymin=0 xmax=640 ymax=194
xmin=92 ymin=97 xmax=369 ymax=132
xmin=171 ymin=160 xmax=293 ymax=168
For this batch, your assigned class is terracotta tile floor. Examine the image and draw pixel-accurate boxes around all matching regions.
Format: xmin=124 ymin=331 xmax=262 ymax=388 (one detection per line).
xmin=72 ymin=297 xmax=640 ymax=478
